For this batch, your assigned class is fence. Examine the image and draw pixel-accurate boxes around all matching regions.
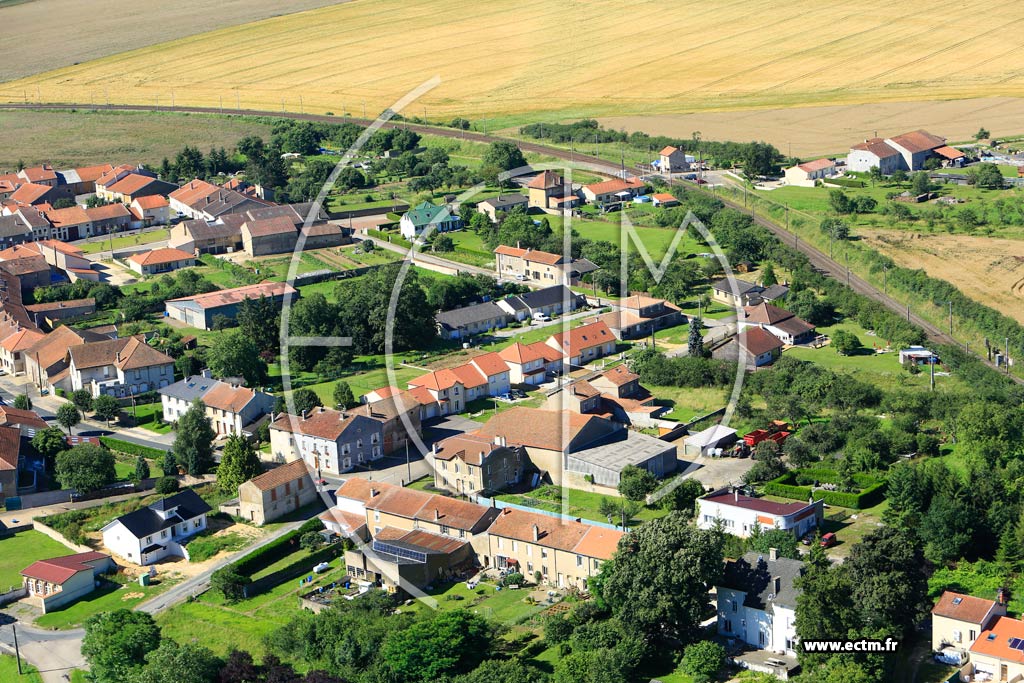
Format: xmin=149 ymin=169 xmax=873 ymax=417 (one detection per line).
xmin=473 ymin=495 xmax=622 ymax=531
xmin=32 ymin=520 xmax=94 ymax=553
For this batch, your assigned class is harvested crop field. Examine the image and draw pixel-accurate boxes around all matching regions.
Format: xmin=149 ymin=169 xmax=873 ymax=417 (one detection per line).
xmin=1 ymin=0 xmax=1019 ymax=125
xmin=0 ymin=0 xmax=348 ymax=82
xmin=0 ymin=109 xmax=270 ymax=169
xmin=599 ymin=97 xmax=1024 ymax=158
xmin=859 ymin=228 xmax=1024 ymax=325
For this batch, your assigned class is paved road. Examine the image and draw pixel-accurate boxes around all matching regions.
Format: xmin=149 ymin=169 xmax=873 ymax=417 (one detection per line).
xmin=1 ymin=101 xmax=1014 ymax=382
xmin=0 ymin=623 xmax=86 ymax=683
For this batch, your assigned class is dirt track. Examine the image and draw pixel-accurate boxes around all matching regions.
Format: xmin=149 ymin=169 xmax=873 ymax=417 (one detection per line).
xmin=0 ymin=101 xmax=1015 ymax=383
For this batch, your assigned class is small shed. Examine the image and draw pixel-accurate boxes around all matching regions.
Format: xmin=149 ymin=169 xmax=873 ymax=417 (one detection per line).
xmin=899 ymin=345 xmax=938 ymax=366
xmin=684 ymin=425 xmax=738 ymax=457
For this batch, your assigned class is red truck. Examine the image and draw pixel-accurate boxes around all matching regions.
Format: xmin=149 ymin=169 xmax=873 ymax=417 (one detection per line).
xmin=742 ymin=421 xmax=792 ymax=447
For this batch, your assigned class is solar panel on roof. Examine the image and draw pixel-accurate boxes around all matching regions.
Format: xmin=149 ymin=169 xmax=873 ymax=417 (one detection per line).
xmin=1011 ymin=638 xmax=1024 ymax=652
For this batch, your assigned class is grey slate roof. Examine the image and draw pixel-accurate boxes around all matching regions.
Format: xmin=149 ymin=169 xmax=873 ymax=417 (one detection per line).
xmin=159 ymin=375 xmax=218 ymax=403
xmin=759 ymin=284 xmax=790 ymax=301
xmin=515 ymin=285 xmax=583 ymax=311
xmin=112 ymin=489 xmax=211 ymax=538
xmin=719 ymin=551 xmax=804 ymax=611
xmin=436 ymin=301 xmax=507 ymax=330
xmin=711 ymin=278 xmax=764 ymax=296
xmin=480 ymin=194 xmax=528 ymax=211
xmin=0 ymin=215 xmax=33 ymax=240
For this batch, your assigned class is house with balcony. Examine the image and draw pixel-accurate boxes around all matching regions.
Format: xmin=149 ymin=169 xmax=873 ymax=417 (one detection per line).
xmin=269 ymin=407 xmax=384 ymax=475
xmin=100 ymin=489 xmax=211 ymax=566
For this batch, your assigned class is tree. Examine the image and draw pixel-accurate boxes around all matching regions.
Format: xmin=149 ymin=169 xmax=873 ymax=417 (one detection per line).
xmin=282 ymin=388 xmax=322 ymax=416
xmin=155 ymin=476 xmax=179 ymax=494
xmin=300 ymin=530 xmax=325 ymax=552
xmin=846 ymin=526 xmax=928 ymax=637
xmin=890 ymin=169 xmax=908 ymax=187
xmin=830 ymin=329 xmax=862 ymax=356
xmin=216 ymin=434 xmax=263 ymax=494
xmin=596 ymin=513 xmax=723 ymax=642
xmin=748 ymin=526 xmax=800 ymax=559
xmin=211 ymin=567 xmax=250 ymax=602
xmin=967 ymin=162 xmax=1005 ymax=190
xmin=31 ymin=426 xmax=68 ymax=460
xmin=56 ymin=402 xmax=81 ymax=435
xmin=827 ymin=189 xmax=853 ymax=214
xmin=452 ymin=659 xmax=547 ymax=683
xmin=617 ymin=465 xmax=658 ymax=501
xmin=206 ymin=330 xmax=268 ymax=386
xmin=55 ymin=444 xmax=116 ymax=493
xmin=867 ymin=165 xmax=883 ymax=186
xmin=173 ymin=398 xmax=215 ymax=476
xmin=134 ymin=456 xmax=151 ymax=483
xmin=175 ymin=353 xmax=204 ymax=379
xmin=761 ymin=263 xmax=778 ymax=287
xmin=910 ymin=171 xmax=931 ymax=196
xmin=679 ymin=641 xmax=725 ymax=683
xmin=92 ymin=394 xmax=121 ymax=426
xmin=81 ymin=609 xmax=161 ymax=683
xmin=482 ymin=141 xmax=527 ymax=172
xmin=975 ymin=127 xmax=991 ymax=141
xmin=659 ymin=478 xmax=705 ymax=516
xmin=381 ymin=610 xmax=495 ymax=681
xmin=687 ymin=317 xmax=704 ymax=358
xmin=333 ymin=381 xmax=355 ymax=409
xmin=131 ymin=639 xmax=221 ymax=683
xmin=71 ymin=388 xmax=94 ymax=413
xmin=236 ymin=295 xmax=281 ymax=357
xmin=740 ymin=141 xmax=781 ymax=179
xmin=432 ymin=233 xmax=454 ymax=252
xmin=13 ymin=393 xmax=31 ymax=410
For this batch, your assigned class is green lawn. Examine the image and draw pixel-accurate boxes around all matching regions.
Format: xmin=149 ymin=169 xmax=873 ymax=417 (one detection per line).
xmin=79 ymin=228 xmax=170 ymax=255
xmin=125 ymin=401 xmax=172 ymax=434
xmin=34 ymin=573 xmax=177 ymax=630
xmin=0 ymin=655 xmax=42 ymax=683
xmin=786 ymin=321 xmax=962 ymax=393
xmin=648 ymin=385 xmax=728 ymax=423
xmin=156 ymin=557 xmax=349 ymax=659
xmin=0 ymin=530 xmax=77 ymax=591
xmin=495 ymin=485 xmax=666 ymax=526
xmin=399 ymin=577 xmax=549 ymax=625
xmin=184 ymin=531 xmax=248 ymax=562
xmin=278 ymin=365 xmax=422 ymax=405
xmin=545 ymin=214 xmax=704 ymax=259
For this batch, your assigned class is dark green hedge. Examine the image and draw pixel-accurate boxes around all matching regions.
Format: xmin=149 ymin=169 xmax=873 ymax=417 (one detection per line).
xmin=233 ymin=517 xmax=325 ymax=577
xmin=824 ymin=177 xmax=866 ymax=188
xmin=764 ymin=471 xmax=886 ymax=510
xmin=98 ymin=437 xmax=167 ymax=458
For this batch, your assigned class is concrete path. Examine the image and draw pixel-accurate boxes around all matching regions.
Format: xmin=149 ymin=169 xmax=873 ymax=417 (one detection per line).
xmin=0 ymin=623 xmax=86 ymax=683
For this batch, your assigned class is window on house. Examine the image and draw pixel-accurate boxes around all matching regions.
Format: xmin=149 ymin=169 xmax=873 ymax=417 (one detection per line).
xmin=576 ymin=554 xmax=583 ymax=567
xmin=374 ymin=510 xmax=380 ymax=522
xmin=194 ymin=519 xmax=201 ymax=528
xmin=161 ymin=530 xmax=168 ymax=539
xmin=440 ymin=525 xmax=450 ymax=535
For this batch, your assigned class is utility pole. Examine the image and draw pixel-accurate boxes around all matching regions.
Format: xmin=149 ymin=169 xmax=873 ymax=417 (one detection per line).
xmin=948 ymin=301 xmax=953 ymax=336
xmin=1006 ymin=337 xmax=1010 ymax=374
xmin=930 ymin=356 xmax=935 ymax=391
xmin=12 ymin=623 xmax=22 ymax=674
xmin=405 ymin=441 xmax=411 ymax=484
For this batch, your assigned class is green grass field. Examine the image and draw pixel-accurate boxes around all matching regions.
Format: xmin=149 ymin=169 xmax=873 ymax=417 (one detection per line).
xmin=35 ymin=574 xmax=177 ymax=629
xmin=399 ymin=578 xmax=549 ymax=625
xmin=80 ymin=228 xmax=169 ymax=255
xmin=0 ymin=656 xmax=42 ymax=683
xmin=648 ymin=385 xmax=728 ymax=423
xmin=0 ymin=530 xmax=77 ymax=591
xmin=495 ymin=485 xmax=666 ymax=526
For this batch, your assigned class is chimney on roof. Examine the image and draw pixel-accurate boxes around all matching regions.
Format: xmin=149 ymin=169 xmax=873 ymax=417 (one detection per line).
xmin=502 ymin=507 xmax=512 ymax=515
xmin=773 ymin=576 xmax=781 ymax=595
xmin=434 ymin=509 xmax=440 ymax=521
xmin=370 ymin=487 xmax=379 ymax=497
xmin=532 ymin=524 xmax=539 ymax=541
xmin=734 ymin=489 xmax=739 ymax=503
xmin=769 ymin=547 xmax=777 ymax=562
xmin=115 ymin=351 xmax=120 ymax=363
xmin=301 ymin=409 xmax=307 ymax=420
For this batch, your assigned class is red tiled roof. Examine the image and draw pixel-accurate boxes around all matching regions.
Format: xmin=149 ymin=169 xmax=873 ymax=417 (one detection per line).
xmin=888 ymin=129 xmax=945 ymax=154
xmin=702 ymin=489 xmax=813 ymax=516
xmin=499 ymin=342 xmax=544 ymax=365
xmin=9 ymin=183 xmax=51 ymax=205
xmin=474 ymin=407 xmax=603 ymax=451
xmin=202 ymin=382 xmax=256 ymax=413
xmin=0 ymin=404 xmax=48 ymax=430
xmin=73 ymin=164 xmax=115 ymax=183
xmin=470 ymin=351 xmax=509 ymax=378
xmin=797 ymin=158 xmax=834 ymax=173
xmin=319 ymin=508 xmax=367 ymax=535
xmin=933 ymin=145 xmax=965 ymax=161
xmin=19 ymin=165 xmax=56 ymax=183
xmin=408 ymin=367 xmax=463 ymax=392
xmin=548 ymin=320 xmax=614 ymax=357
xmin=598 ymin=364 xmax=639 ymax=387
xmin=736 ymin=327 xmax=784 ymax=357
xmin=133 ymin=195 xmax=169 ymax=210
xmin=85 ymin=203 xmax=131 ymax=221
xmin=574 ymin=525 xmax=624 ymax=560
xmin=651 ymin=192 xmax=677 ymax=203
xmin=970 ymin=616 xmax=1024 ymax=663
xmin=0 ymin=425 xmax=20 ymax=470
xmin=45 ymin=206 xmax=91 ymax=228
xmin=932 ymin=591 xmax=998 ymax=624
xmin=270 ymin=407 xmax=370 ymax=442
xmin=246 ymin=459 xmax=312 ymax=492
xmin=335 ymin=478 xmax=396 ymax=504
xmin=851 ymin=138 xmax=900 ymax=159
xmin=105 ymin=173 xmax=157 ymax=196
xmin=583 ymin=177 xmax=644 ymax=196
xmin=21 ymin=551 xmax=110 ymax=585
xmin=660 ymin=145 xmax=679 ymax=156
xmin=128 ymin=247 xmax=194 ymax=266
xmin=526 ymin=170 xmax=563 ymax=190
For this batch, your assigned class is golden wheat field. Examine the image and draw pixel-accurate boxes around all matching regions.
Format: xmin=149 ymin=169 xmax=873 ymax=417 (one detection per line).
xmin=859 ymin=229 xmax=1024 ymax=325
xmin=2 ymin=0 xmax=1022 ymax=127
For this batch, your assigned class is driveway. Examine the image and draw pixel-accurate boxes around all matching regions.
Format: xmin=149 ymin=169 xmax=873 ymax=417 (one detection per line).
xmin=0 ymin=622 xmax=85 ymax=683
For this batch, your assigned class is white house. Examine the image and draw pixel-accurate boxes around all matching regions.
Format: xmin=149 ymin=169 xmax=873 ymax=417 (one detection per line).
xmin=399 ymin=201 xmax=462 ymax=240
xmin=101 ymin=489 xmax=211 ymax=566
xmin=159 ymin=372 xmax=275 ymax=437
xmin=67 ymin=336 xmax=176 ymax=398
xmin=717 ymin=549 xmax=802 ymax=658
xmin=846 ymin=138 xmax=903 ymax=174
xmin=697 ymin=487 xmax=823 ymax=539
xmin=269 ymin=408 xmax=384 ymax=474
xmin=545 ymin=320 xmax=617 ymax=368
xmin=658 ymin=146 xmax=690 ymax=173
xmin=783 ymin=159 xmax=835 ymax=188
